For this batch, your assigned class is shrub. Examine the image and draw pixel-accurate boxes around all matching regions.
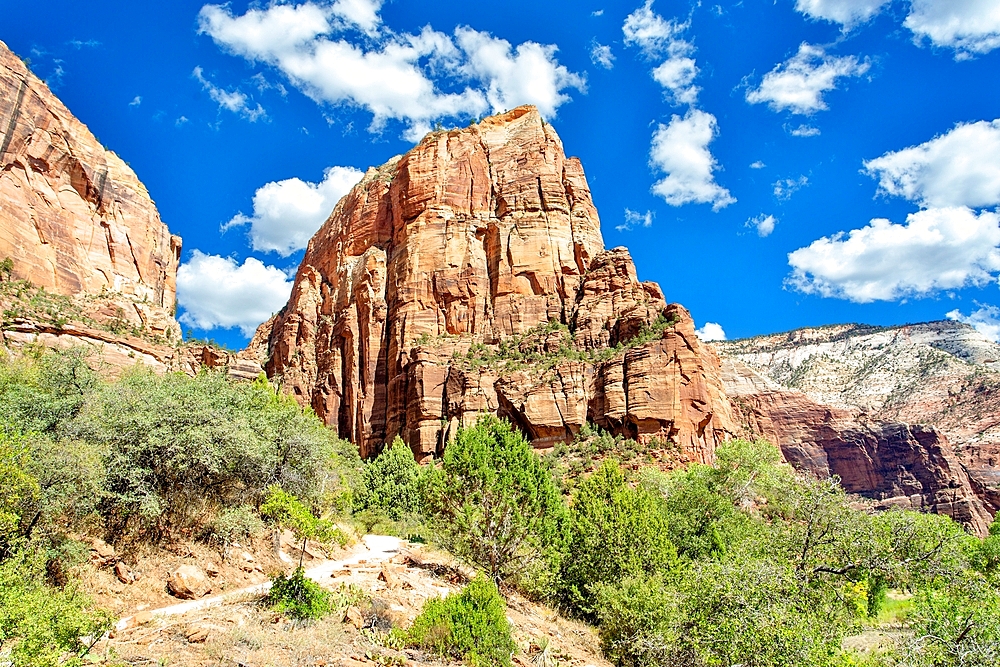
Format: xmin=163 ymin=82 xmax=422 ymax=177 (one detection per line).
xmin=406 ymin=576 xmax=516 ymax=667
xmin=593 ymin=572 xmax=678 ymax=667
xmin=0 ymin=430 xmax=39 ymax=557
xmin=209 ymin=505 xmax=265 ymax=548
xmin=560 ymin=460 xmax=677 ymax=617
xmin=267 ymin=567 xmax=332 ymax=620
xmin=261 ymin=485 xmax=346 ymax=546
xmin=83 ymin=369 xmax=340 ymax=541
xmin=355 ymin=436 xmax=421 ymax=521
xmin=421 ymin=416 xmax=569 ymax=595
xmin=0 ymin=550 xmax=113 ymax=667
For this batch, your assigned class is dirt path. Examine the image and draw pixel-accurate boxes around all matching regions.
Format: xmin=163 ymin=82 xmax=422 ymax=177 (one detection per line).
xmin=114 ymin=535 xmax=404 ymax=631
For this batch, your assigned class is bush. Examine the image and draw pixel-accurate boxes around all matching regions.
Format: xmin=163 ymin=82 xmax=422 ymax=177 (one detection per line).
xmin=261 ymin=485 xmax=346 ymax=546
xmin=0 ymin=549 xmax=113 ymax=667
xmin=267 ymin=567 xmax=333 ymax=620
xmin=0 ymin=430 xmax=39 ymax=557
xmin=209 ymin=505 xmax=265 ymax=548
xmin=421 ymin=416 xmax=569 ymax=595
xmin=82 ymin=369 xmax=342 ymax=542
xmin=355 ymin=436 xmax=421 ymax=521
xmin=560 ymin=460 xmax=677 ymax=617
xmin=406 ymin=576 xmax=516 ymax=667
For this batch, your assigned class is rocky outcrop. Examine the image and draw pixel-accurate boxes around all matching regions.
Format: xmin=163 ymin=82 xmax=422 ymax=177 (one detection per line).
xmin=0 ymin=39 xmax=181 ymax=342
xmin=722 ymin=357 xmax=994 ymax=535
xmin=252 ymin=107 xmax=736 ymax=460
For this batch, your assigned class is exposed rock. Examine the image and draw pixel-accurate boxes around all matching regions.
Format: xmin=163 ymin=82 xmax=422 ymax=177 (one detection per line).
xmin=0 ymin=40 xmax=180 ymax=341
xmin=722 ymin=357 xmax=994 ymax=535
xmin=166 ymin=564 xmax=211 ymax=600
xmin=114 ymin=561 xmax=136 ymax=584
xmin=90 ymin=538 xmax=116 ymax=567
xmin=253 ymin=106 xmax=736 ymax=461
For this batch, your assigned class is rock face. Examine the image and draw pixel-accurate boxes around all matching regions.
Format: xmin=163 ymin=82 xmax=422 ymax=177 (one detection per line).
xmin=252 ymin=107 xmax=736 ymax=461
xmin=0 ymin=39 xmax=181 ymax=342
xmin=720 ymin=341 xmax=997 ymax=535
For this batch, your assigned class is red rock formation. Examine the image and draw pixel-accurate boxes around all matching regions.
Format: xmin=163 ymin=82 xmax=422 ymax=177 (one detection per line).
xmin=0 ymin=40 xmax=180 ymax=340
xmin=253 ymin=107 xmax=736 ymax=461
xmin=722 ymin=358 xmax=994 ymax=535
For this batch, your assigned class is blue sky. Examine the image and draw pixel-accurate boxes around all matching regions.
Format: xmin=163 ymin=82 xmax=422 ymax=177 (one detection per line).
xmin=6 ymin=0 xmax=1000 ymax=348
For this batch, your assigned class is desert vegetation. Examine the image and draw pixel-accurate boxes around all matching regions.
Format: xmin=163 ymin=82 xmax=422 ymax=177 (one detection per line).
xmin=1 ymin=346 xmax=998 ymax=666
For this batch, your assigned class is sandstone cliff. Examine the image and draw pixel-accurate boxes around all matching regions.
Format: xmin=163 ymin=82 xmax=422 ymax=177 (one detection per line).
xmin=251 ymin=107 xmax=736 ymax=460
xmin=0 ymin=40 xmax=181 ymax=341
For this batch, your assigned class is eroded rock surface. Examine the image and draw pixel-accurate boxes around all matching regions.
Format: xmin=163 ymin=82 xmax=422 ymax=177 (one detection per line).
xmin=252 ymin=107 xmax=735 ymax=461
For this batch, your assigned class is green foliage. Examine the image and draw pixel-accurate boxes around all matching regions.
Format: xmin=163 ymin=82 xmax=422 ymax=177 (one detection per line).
xmin=355 ymin=437 xmax=422 ymax=521
xmin=261 ymin=485 xmax=346 ymax=546
xmin=267 ymin=566 xmax=333 ymax=620
xmin=406 ymin=576 xmax=516 ymax=667
xmin=0 ymin=430 xmax=39 ymax=556
xmin=82 ymin=368 xmax=349 ymax=542
xmin=209 ymin=505 xmax=265 ymax=547
xmin=0 ymin=347 xmax=96 ymax=435
xmin=421 ymin=416 xmax=569 ymax=595
xmin=0 ymin=550 xmax=114 ymax=667
xmin=0 ymin=257 xmax=13 ymax=281
xmin=560 ymin=460 xmax=677 ymax=617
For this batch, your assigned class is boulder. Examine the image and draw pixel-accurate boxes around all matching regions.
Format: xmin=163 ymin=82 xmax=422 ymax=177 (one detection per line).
xmin=166 ymin=565 xmax=211 ymax=600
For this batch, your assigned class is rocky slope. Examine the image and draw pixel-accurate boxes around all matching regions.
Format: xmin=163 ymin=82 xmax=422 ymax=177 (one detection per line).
xmin=0 ymin=40 xmax=263 ymax=379
xmin=718 ymin=322 xmax=1000 ymax=534
xmin=250 ymin=106 xmax=737 ymax=460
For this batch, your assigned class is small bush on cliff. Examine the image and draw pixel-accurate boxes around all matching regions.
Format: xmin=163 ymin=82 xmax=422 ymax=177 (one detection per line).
xmin=421 ymin=416 xmax=569 ymax=595
xmin=406 ymin=576 xmax=516 ymax=667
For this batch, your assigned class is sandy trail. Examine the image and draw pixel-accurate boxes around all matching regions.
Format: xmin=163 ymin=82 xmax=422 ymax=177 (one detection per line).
xmin=115 ymin=535 xmax=403 ymax=631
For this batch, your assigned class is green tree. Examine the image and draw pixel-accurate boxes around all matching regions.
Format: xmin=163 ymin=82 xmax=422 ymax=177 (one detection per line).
xmin=0 ymin=431 xmax=39 ymax=557
xmin=355 ymin=436 xmax=421 ymax=521
xmin=421 ymin=416 xmax=569 ymax=594
xmin=560 ymin=460 xmax=678 ymax=617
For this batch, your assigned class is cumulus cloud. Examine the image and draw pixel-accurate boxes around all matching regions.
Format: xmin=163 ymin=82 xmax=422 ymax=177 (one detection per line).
xmin=745 ymin=43 xmax=870 ymax=115
xmin=624 ymin=2 xmax=699 ymax=105
xmin=590 ymin=42 xmax=615 ymax=69
xmin=747 ymin=214 xmax=778 ymax=237
xmin=905 ymin=0 xmax=1000 ymax=58
xmin=947 ymin=304 xmax=1000 ymax=342
xmin=225 ymin=166 xmax=364 ymax=256
xmin=455 ymin=28 xmax=586 ymax=119
xmin=787 ymin=207 xmax=1000 ymax=303
xmin=864 ymin=119 xmax=1000 ymax=209
xmin=789 ymin=124 xmax=821 ymax=137
xmin=616 ymin=208 xmax=654 ymax=232
xmin=774 ymin=176 xmax=809 ymax=200
xmin=193 ymin=66 xmax=266 ymax=121
xmin=177 ymin=251 xmax=295 ymax=335
xmin=650 ymin=109 xmax=735 ymax=210
xmin=129 ymin=96 xmax=142 ymax=107
xmin=695 ymin=322 xmax=727 ymax=341
xmin=198 ymin=2 xmax=583 ymax=139
xmin=750 ymin=160 xmax=766 ymax=169
xmin=794 ymin=0 xmax=890 ymax=29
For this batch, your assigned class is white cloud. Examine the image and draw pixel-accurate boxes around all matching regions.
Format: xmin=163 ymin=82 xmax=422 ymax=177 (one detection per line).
xmin=864 ymin=119 xmax=1000 ymax=209
xmin=177 ymin=251 xmax=294 ymax=336
xmin=455 ymin=28 xmax=586 ymax=119
xmin=787 ymin=207 xmax=1000 ymax=302
xmin=198 ymin=2 xmax=584 ymax=139
xmin=225 ymin=166 xmax=364 ymax=256
xmin=745 ymin=43 xmax=870 ymax=115
xmin=947 ymin=304 xmax=1000 ymax=342
xmin=774 ymin=175 xmax=809 ymax=200
xmin=623 ymin=1 xmax=686 ymax=56
xmin=193 ymin=66 xmax=266 ymax=121
xmin=794 ymin=0 xmax=891 ymax=29
xmin=789 ymin=124 xmax=821 ymax=137
xmin=750 ymin=160 xmax=766 ymax=169
xmin=616 ymin=208 xmax=654 ymax=232
xmin=695 ymin=322 xmax=727 ymax=341
xmin=905 ymin=0 xmax=1000 ymax=58
xmin=747 ymin=213 xmax=778 ymax=237
xmin=623 ymin=2 xmax=699 ymax=105
xmin=129 ymin=95 xmax=142 ymax=107
xmin=650 ymin=109 xmax=735 ymax=210
xmin=592 ymin=9 xmax=605 ymax=17
xmin=590 ymin=42 xmax=615 ymax=69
